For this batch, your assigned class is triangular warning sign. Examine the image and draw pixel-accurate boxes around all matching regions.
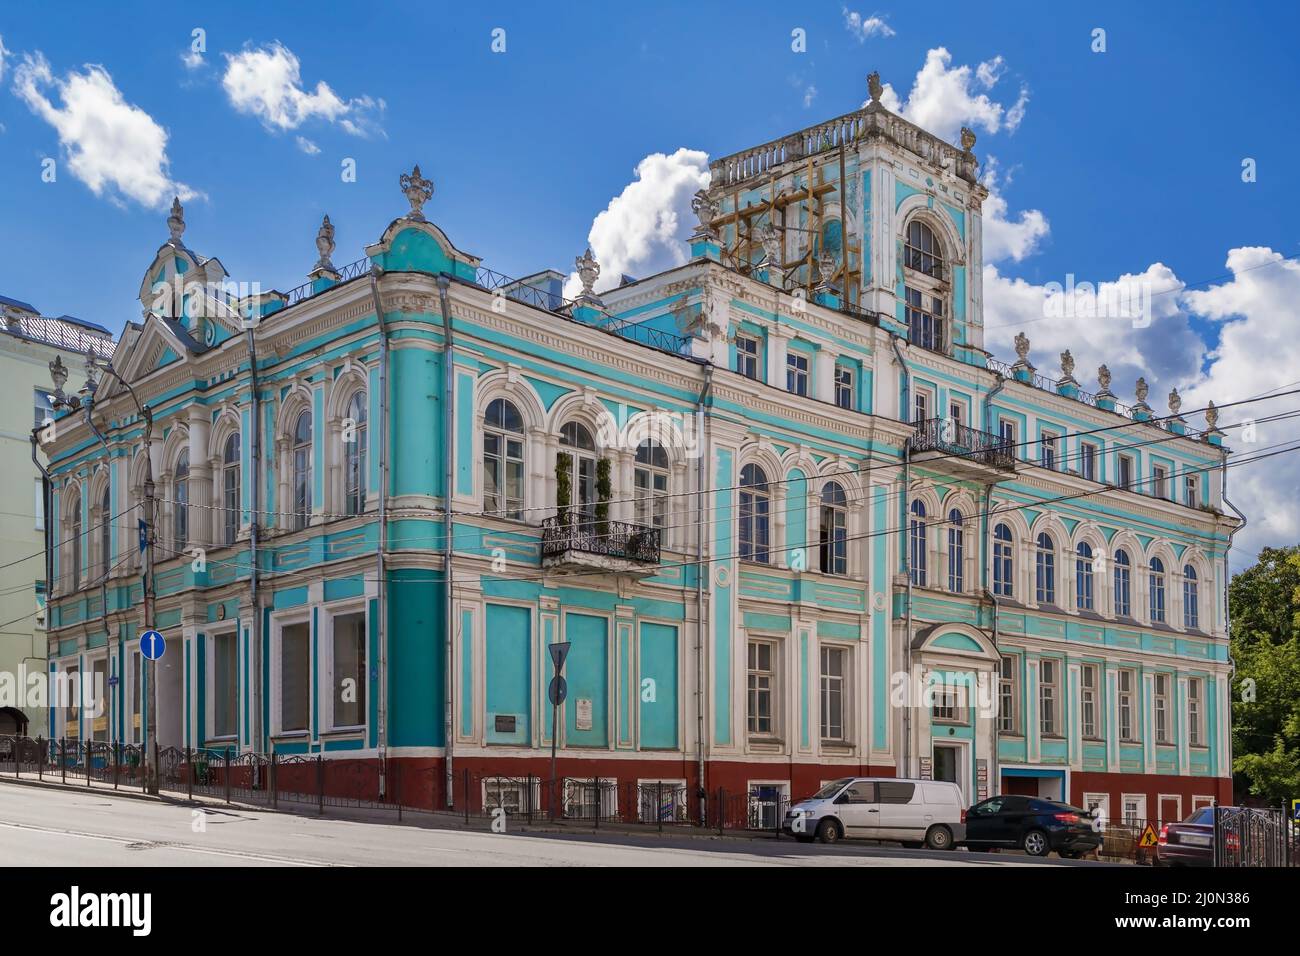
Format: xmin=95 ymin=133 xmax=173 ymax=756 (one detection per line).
xmin=1139 ymin=824 xmax=1159 ymax=847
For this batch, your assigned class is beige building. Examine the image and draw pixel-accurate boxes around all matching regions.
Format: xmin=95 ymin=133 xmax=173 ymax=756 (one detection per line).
xmin=0 ymin=294 xmax=114 ymax=737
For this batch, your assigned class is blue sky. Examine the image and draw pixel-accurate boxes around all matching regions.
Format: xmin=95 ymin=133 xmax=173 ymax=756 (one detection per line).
xmin=1 ymin=1 xmax=1296 ymax=560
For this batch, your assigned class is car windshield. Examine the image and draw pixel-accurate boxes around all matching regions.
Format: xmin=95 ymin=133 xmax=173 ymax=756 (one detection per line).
xmin=812 ymin=778 xmax=853 ymax=799
xmin=1189 ymin=808 xmax=1214 ymax=825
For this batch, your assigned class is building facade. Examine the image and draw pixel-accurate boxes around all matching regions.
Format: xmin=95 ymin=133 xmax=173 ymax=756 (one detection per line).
xmin=39 ymin=79 xmax=1238 ymax=823
xmin=1 ymin=296 xmax=114 ymax=738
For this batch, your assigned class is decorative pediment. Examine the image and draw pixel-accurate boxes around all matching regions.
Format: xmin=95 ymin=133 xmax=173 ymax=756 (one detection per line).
xmin=365 ymin=217 xmax=480 ymax=280
xmin=101 ymin=312 xmax=201 ymax=397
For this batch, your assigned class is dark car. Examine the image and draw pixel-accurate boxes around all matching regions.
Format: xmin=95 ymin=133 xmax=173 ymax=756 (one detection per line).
xmin=1156 ymin=807 xmax=1216 ymax=866
xmin=963 ymin=795 xmax=1102 ymax=858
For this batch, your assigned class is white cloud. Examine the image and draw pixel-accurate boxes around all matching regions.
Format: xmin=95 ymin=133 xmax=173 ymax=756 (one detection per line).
xmin=842 ymin=9 xmax=896 ymax=40
xmin=11 ymin=50 xmax=197 ymax=209
xmin=221 ymin=41 xmax=383 ymax=138
xmin=181 ymin=50 xmax=204 ymax=72
xmin=563 ymin=147 xmax=710 ymax=298
xmin=876 ymin=47 xmax=1028 ymax=142
xmin=0 ymin=35 xmax=9 ymax=83
xmin=295 ymin=135 xmax=320 ymax=155
xmin=980 ymin=160 xmax=1049 ymax=263
xmin=803 ymin=84 xmax=818 ymax=109
xmin=982 ymin=243 xmax=1300 ymax=568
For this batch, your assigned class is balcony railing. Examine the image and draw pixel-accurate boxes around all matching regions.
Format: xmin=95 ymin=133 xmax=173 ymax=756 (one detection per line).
xmin=540 ymin=515 xmax=661 ymax=565
xmin=911 ymin=417 xmax=1016 ymax=471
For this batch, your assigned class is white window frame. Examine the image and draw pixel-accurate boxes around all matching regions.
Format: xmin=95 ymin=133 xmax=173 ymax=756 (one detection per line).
xmin=321 ymin=600 xmax=369 ymax=735
xmin=1080 ymin=442 xmax=1098 ymax=482
xmin=1122 ymin=792 xmax=1148 ymax=827
xmin=1081 ymin=663 xmax=1100 ymax=739
xmin=746 ymin=636 xmax=780 ymax=740
xmin=206 ymin=625 xmax=240 ymax=744
xmin=1158 ymin=793 xmax=1183 ymax=825
xmin=819 ymin=643 xmax=850 ymax=743
xmin=270 ymin=610 xmax=313 ymax=738
xmin=1118 ymin=668 xmax=1139 ymax=742
xmin=1040 ymin=432 xmax=1059 ymax=470
xmin=1083 ymin=792 xmax=1110 ymax=827
xmin=1152 ymin=464 xmax=1169 ymax=500
xmin=1039 ymin=658 xmax=1060 ymax=737
xmin=747 ymin=780 xmax=790 ymax=830
xmin=562 ymin=776 xmax=618 ymax=819
xmin=785 ymin=350 xmax=810 ymax=397
xmin=1154 ymin=673 xmax=1171 ymax=744
xmin=1118 ymin=454 xmax=1134 ymax=490
xmin=1192 ymin=794 xmax=1214 ymax=811
xmin=1184 ymin=474 xmax=1198 ymax=508
xmin=635 ymin=778 xmax=689 ymax=824
xmin=735 ymin=333 xmax=760 ymax=380
xmin=1187 ymin=676 xmax=1205 ymax=747
xmin=834 ymin=364 xmax=854 ymax=410
xmin=482 ymin=776 xmax=543 ymax=815
xmin=997 ymin=653 xmax=1020 ymax=734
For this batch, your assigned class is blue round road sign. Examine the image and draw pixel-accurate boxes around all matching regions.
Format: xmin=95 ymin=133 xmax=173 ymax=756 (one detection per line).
xmin=140 ymin=630 xmax=166 ymax=661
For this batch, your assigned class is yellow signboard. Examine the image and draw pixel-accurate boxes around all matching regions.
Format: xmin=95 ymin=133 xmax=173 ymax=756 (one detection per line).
xmin=1139 ymin=823 xmax=1159 ymax=847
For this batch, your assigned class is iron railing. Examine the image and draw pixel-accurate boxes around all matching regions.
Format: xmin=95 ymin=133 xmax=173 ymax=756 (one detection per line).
xmin=540 ymin=515 xmax=661 ymax=564
xmin=283 ymin=257 xmax=373 ymax=307
xmin=911 ymin=417 xmax=1016 ymax=470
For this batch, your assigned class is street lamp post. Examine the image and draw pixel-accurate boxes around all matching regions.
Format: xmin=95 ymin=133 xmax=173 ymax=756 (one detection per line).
xmin=50 ymin=353 xmax=159 ymax=795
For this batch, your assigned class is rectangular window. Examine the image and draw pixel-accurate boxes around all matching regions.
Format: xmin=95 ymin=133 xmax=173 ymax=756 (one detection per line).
xmin=932 ymin=686 xmax=960 ymax=722
xmin=129 ymin=650 xmax=142 ymax=743
xmin=65 ymin=664 xmax=80 ymax=737
xmin=1081 ymin=443 xmax=1098 ymax=482
xmin=998 ymin=418 xmax=1017 ymax=455
xmin=949 ymin=401 xmax=964 ymax=429
xmin=998 ymin=654 xmax=1018 ymax=734
xmin=483 ymin=432 xmax=525 ymax=520
xmin=834 ymin=365 xmax=854 ymax=410
xmin=1119 ymin=669 xmax=1137 ymax=741
xmin=35 ymin=478 xmax=44 ymax=532
xmin=1039 ymin=659 xmax=1059 ymax=736
xmin=91 ymin=658 xmax=108 ymax=742
xmin=1040 ymin=433 xmax=1058 ymax=470
xmin=819 ymin=646 xmax=846 ymax=742
xmin=1118 ymin=454 xmax=1134 ymax=490
xmin=905 ymin=286 xmax=944 ymax=352
xmin=279 ymin=621 xmax=310 ymax=734
xmin=747 ymin=640 xmax=776 ymax=736
xmin=331 ymin=611 xmax=367 ymax=729
xmin=1081 ymin=664 xmax=1100 ymax=738
xmin=213 ymin=631 xmax=238 ymax=738
xmin=1153 ymin=464 xmax=1169 ymax=500
xmin=913 ymin=390 xmax=930 ymax=424
xmin=34 ymin=388 xmax=55 ymax=428
xmin=634 ymin=466 xmax=669 ymax=529
xmin=735 ymin=334 xmax=760 ymax=380
xmin=1184 ymin=474 xmax=1198 ymax=508
xmin=1155 ymin=673 xmax=1171 ymax=744
xmin=786 ymin=351 xmax=809 ymax=396
xmin=1188 ymin=678 xmax=1203 ymax=746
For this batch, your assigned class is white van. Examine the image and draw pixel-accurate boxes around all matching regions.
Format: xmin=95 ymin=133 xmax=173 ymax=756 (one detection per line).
xmin=783 ymin=777 xmax=966 ymax=849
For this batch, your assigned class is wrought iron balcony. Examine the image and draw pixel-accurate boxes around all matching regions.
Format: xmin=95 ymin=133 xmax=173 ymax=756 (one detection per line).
xmin=911 ymin=417 xmax=1016 ymax=472
xmin=540 ymin=515 xmax=661 ymax=571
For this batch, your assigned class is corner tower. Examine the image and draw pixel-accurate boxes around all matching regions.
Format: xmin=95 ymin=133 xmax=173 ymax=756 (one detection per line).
xmin=702 ymin=71 xmax=990 ymax=367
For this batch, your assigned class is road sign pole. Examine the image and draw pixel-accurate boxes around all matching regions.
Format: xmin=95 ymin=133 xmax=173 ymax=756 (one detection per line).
xmin=546 ymin=642 xmax=571 ymax=821
xmin=549 ymin=700 xmax=559 ymax=821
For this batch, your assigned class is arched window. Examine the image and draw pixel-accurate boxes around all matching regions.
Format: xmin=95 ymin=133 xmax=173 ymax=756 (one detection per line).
xmin=1183 ymin=564 xmax=1199 ymax=629
xmin=904 ymin=220 xmax=946 ymax=352
xmin=1035 ymin=533 xmax=1056 ymax=605
xmin=1114 ymin=549 xmax=1132 ymax=617
xmin=909 ymin=500 xmax=927 ymax=586
xmin=558 ymin=421 xmax=597 ymax=524
xmin=947 ymin=509 xmax=964 ymax=592
xmin=292 ymin=410 xmax=312 ymax=531
xmin=69 ymin=496 xmax=82 ymax=592
xmin=738 ymin=464 xmax=770 ymax=563
xmin=99 ymin=485 xmax=111 ymax=577
xmin=993 ymin=523 xmax=1014 ymax=598
xmin=483 ymin=399 xmax=524 ymax=519
xmin=634 ymin=439 xmax=669 ymax=529
xmin=1149 ymin=557 xmax=1167 ymax=623
xmin=1076 ymin=542 xmax=1095 ymax=611
xmin=222 ymin=432 xmax=240 ymax=547
xmin=819 ymin=482 xmax=847 ymax=575
xmin=905 ymin=220 xmax=943 ymax=278
xmin=345 ymin=391 xmax=367 ymax=516
xmin=173 ymin=450 xmax=189 ymax=552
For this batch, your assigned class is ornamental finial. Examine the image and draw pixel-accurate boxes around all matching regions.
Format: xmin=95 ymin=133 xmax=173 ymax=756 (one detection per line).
xmin=1097 ymin=364 xmax=1112 ymax=393
xmin=1135 ymin=376 xmax=1149 ymax=405
xmin=313 ymin=214 xmax=336 ymax=273
xmin=691 ymin=188 xmax=719 ymax=239
xmin=960 ymin=127 xmax=977 ymax=152
xmin=1205 ymin=400 xmax=1219 ymax=430
xmin=399 ymin=164 xmax=434 ymax=221
xmin=167 ymin=196 xmax=185 ymax=244
xmin=575 ymin=247 xmax=601 ymax=299
xmin=1059 ymin=349 xmax=1075 ymax=380
xmin=1168 ymin=387 xmax=1182 ymax=417
xmin=867 ymin=71 xmax=883 ymax=104
xmin=1013 ymin=331 xmax=1030 ymax=363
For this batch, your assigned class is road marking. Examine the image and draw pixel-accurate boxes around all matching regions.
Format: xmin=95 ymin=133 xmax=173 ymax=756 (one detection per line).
xmin=0 ymin=820 xmax=339 ymax=867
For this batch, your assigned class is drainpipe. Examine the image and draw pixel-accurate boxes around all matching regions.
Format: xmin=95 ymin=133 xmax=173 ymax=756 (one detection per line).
xmin=979 ymin=377 xmax=1007 ymax=797
xmin=30 ymin=432 xmax=54 ymax=705
xmin=437 ymin=274 xmax=455 ymax=807
xmin=891 ymin=335 xmax=912 ymax=778
xmin=694 ymin=365 xmax=713 ymax=822
xmin=245 ymin=325 xmax=262 ymax=757
xmin=1220 ymin=454 xmax=1246 ymax=797
xmin=368 ymin=268 xmax=391 ymax=798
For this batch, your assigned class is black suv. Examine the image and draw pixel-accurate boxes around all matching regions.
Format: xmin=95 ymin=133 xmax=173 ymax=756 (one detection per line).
xmin=963 ymin=795 xmax=1102 ymax=858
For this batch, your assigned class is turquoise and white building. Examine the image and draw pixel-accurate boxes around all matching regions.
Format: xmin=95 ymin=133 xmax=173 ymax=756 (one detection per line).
xmin=39 ymin=77 xmax=1238 ymax=822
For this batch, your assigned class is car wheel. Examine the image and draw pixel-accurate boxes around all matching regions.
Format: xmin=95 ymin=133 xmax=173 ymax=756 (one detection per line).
xmin=1022 ymin=829 xmax=1050 ymax=857
xmin=816 ymin=819 xmax=842 ymax=845
xmin=926 ymin=825 xmax=954 ymax=850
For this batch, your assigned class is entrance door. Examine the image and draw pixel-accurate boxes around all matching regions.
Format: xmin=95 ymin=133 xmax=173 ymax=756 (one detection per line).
xmin=1159 ymin=795 xmax=1181 ymax=826
xmin=933 ymin=744 xmax=960 ymax=783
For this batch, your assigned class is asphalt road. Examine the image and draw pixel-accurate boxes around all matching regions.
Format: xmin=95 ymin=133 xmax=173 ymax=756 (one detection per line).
xmin=0 ymin=781 xmax=1109 ymax=867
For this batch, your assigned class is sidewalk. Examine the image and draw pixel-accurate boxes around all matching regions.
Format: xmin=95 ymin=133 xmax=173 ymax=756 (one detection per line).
xmin=0 ymin=771 xmax=775 ymax=843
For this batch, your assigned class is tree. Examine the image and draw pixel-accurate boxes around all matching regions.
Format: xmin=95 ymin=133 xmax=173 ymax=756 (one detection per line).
xmin=1229 ymin=546 xmax=1300 ymax=804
